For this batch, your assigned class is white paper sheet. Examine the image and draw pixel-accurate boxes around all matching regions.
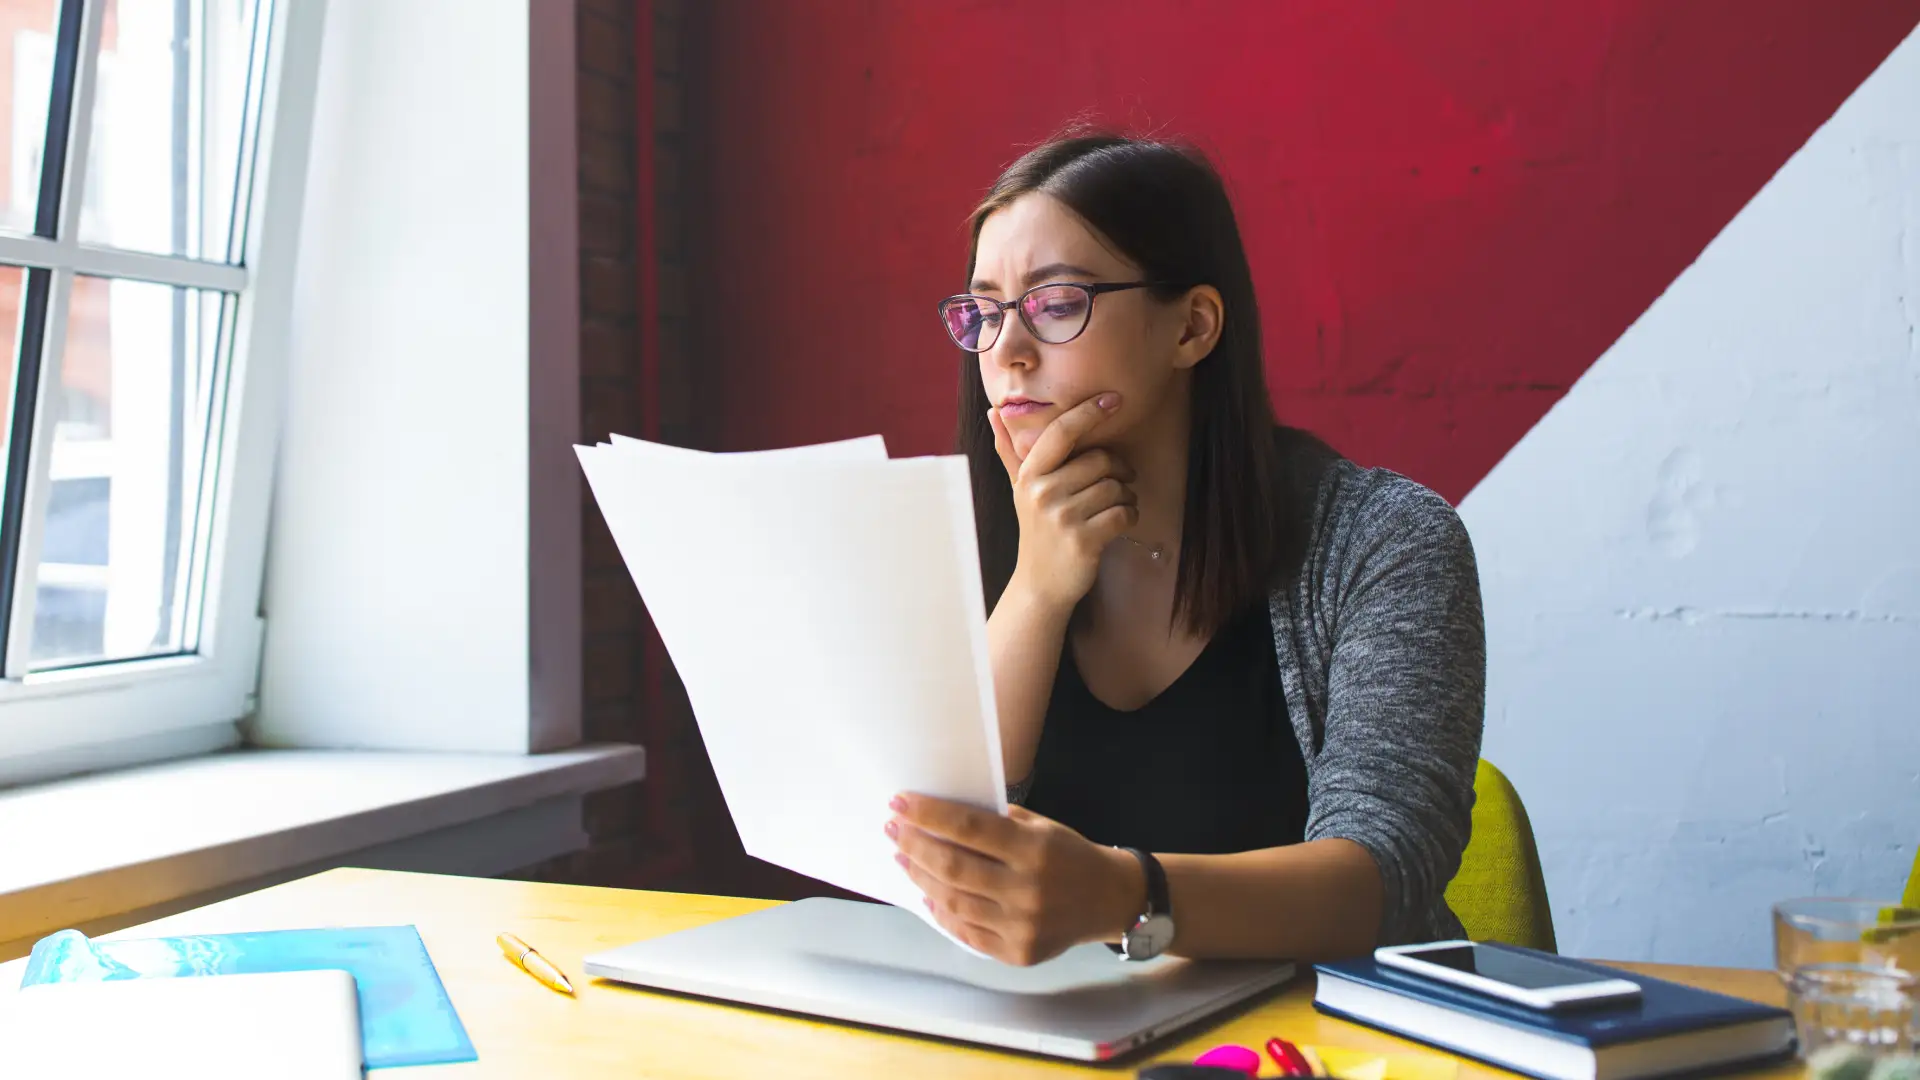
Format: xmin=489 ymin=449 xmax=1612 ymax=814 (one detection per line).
xmin=1 ymin=970 xmax=363 ymax=1080
xmin=577 ymin=436 xmax=1006 ymax=942
xmin=607 ymin=432 xmax=888 ymax=462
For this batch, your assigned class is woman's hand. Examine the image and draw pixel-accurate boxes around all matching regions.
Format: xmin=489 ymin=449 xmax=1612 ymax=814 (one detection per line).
xmin=886 ymin=792 xmax=1144 ymax=966
xmin=989 ymin=393 xmax=1139 ymax=613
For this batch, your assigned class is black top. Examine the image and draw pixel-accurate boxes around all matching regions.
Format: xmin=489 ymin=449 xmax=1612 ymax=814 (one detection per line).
xmin=1022 ymin=603 xmax=1310 ymax=855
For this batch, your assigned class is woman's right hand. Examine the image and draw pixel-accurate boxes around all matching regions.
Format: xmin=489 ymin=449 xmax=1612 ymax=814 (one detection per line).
xmin=989 ymin=392 xmax=1140 ymax=613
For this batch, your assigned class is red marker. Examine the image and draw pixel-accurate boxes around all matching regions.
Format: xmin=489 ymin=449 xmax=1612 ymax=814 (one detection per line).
xmin=1266 ymin=1037 xmax=1314 ymax=1077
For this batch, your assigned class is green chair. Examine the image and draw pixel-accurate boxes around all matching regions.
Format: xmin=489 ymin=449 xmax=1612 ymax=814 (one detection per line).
xmin=1903 ymin=845 xmax=1919 ymax=909
xmin=1444 ymin=759 xmax=1558 ymax=952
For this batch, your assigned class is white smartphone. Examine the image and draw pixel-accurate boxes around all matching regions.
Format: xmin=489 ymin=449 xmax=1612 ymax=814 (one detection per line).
xmin=1374 ymin=941 xmax=1642 ymax=1010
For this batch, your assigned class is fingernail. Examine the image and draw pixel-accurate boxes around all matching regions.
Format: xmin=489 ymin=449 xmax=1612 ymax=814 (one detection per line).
xmin=889 ymin=795 xmax=908 ymax=812
xmin=923 ymin=897 xmax=935 ymax=911
xmin=1096 ymin=392 xmax=1119 ymax=410
xmin=894 ymin=852 xmax=910 ymax=869
xmin=884 ymin=819 xmax=899 ymax=840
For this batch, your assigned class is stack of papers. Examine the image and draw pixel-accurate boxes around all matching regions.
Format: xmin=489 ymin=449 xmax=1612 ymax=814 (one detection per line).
xmin=576 ymin=435 xmax=1008 ymax=933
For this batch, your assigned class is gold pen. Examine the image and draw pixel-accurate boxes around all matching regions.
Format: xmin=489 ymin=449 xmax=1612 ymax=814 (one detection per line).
xmin=497 ymin=932 xmax=575 ymax=996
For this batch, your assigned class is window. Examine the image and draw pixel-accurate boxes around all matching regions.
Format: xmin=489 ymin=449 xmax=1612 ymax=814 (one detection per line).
xmin=0 ymin=0 xmax=304 ymax=774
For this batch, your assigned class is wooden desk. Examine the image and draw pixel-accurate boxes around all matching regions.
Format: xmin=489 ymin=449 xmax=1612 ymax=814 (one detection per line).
xmin=0 ymin=868 xmax=1799 ymax=1079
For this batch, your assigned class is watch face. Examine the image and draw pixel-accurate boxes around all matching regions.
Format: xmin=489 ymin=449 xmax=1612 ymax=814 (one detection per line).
xmin=1124 ymin=913 xmax=1176 ymax=960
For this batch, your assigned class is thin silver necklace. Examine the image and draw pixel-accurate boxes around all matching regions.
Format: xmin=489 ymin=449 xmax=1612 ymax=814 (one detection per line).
xmin=1117 ymin=535 xmax=1168 ymax=562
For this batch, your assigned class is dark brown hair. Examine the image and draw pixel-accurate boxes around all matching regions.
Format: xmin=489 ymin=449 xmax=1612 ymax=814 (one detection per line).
xmin=954 ymin=132 xmax=1332 ymax=635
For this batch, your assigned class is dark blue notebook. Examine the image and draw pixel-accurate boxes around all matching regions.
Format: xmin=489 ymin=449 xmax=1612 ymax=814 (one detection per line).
xmin=1313 ymin=947 xmax=1793 ymax=1080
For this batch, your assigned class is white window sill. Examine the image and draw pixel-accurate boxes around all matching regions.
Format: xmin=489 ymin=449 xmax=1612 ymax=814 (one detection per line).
xmin=0 ymin=744 xmax=645 ymax=960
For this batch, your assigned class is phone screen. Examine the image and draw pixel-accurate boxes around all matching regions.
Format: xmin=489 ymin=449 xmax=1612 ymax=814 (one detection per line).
xmin=1402 ymin=945 xmax=1618 ymax=991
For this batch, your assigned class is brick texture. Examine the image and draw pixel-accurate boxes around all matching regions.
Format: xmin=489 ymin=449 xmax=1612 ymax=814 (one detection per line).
xmin=504 ymin=0 xmax=860 ymax=903
xmin=504 ymin=0 xmax=656 ymax=888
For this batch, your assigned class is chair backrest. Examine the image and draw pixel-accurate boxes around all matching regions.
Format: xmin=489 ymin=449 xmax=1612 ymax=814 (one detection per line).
xmin=1444 ymin=759 xmax=1558 ymax=952
xmin=1904 ymin=845 xmax=1919 ymax=909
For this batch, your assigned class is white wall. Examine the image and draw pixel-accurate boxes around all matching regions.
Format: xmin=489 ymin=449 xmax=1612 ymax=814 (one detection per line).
xmin=1460 ymin=26 xmax=1920 ymax=966
xmin=256 ymin=0 xmax=579 ymax=752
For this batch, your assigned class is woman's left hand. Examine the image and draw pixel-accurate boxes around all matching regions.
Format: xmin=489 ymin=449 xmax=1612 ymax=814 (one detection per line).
xmin=886 ymin=793 xmax=1143 ymax=966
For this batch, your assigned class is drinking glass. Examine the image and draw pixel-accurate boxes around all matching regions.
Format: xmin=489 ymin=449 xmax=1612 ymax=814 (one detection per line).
xmin=1773 ymin=898 xmax=1920 ymax=1065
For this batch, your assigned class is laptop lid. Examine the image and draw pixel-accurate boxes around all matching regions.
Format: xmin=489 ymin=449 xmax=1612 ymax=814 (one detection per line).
xmin=583 ymin=897 xmax=1295 ymax=1061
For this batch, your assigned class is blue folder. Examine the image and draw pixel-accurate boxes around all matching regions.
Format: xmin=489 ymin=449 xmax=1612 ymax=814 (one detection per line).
xmin=20 ymin=925 xmax=477 ymax=1069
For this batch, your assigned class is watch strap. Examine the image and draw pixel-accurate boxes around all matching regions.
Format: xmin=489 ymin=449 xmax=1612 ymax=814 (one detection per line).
xmin=1116 ymin=846 xmax=1169 ymax=918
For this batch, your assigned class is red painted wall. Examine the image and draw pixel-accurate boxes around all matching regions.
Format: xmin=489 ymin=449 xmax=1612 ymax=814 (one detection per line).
xmin=689 ymin=1 xmax=1919 ymax=503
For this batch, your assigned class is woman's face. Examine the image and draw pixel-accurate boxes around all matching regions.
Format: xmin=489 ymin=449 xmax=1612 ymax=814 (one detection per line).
xmin=970 ymin=193 xmax=1198 ymax=461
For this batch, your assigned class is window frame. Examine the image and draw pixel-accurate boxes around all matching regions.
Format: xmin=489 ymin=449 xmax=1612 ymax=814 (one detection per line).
xmin=0 ymin=0 xmax=322 ymax=775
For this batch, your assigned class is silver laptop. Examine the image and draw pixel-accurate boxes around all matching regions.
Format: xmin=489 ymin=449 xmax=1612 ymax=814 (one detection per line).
xmin=583 ymin=896 xmax=1295 ymax=1061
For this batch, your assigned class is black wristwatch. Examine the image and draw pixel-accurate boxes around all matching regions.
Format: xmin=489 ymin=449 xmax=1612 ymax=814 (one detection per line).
xmin=1113 ymin=846 xmax=1175 ymax=960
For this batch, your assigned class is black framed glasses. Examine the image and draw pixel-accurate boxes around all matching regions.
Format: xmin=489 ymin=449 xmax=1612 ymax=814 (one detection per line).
xmin=937 ymin=281 xmax=1174 ymax=353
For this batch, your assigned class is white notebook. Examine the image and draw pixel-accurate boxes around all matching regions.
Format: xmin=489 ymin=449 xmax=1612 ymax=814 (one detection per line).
xmin=0 ymin=969 xmax=363 ymax=1080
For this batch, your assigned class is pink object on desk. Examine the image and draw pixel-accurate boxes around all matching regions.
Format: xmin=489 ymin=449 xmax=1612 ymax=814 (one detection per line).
xmin=1195 ymin=1044 xmax=1263 ymax=1076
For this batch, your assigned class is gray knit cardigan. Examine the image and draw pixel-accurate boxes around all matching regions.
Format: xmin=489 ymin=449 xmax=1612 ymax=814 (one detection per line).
xmin=1266 ymin=459 xmax=1484 ymax=944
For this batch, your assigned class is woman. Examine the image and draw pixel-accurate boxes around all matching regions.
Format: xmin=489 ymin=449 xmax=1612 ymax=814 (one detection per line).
xmin=885 ymin=132 xmax=1485 ymax=966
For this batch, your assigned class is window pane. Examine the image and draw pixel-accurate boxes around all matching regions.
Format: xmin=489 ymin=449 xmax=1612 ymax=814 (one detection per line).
xmin=0 ymin=263 xmax=27 ymax=563
xmin=30 ymin=275 xmax=226 ymax=669
xmin=79 ymin=0 xmax=263 ymax=260
xmin=0 ymin=0 xmax=62 ymax=235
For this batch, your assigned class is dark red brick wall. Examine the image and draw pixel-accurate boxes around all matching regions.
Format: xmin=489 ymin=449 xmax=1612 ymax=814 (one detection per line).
xmin=509 ymin=0 xmax=692 ymax=888
xmin=507 ymin=0 xmax=864 ymax=901
xmin=687 ymin=1 xmax=1919 ymax=507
